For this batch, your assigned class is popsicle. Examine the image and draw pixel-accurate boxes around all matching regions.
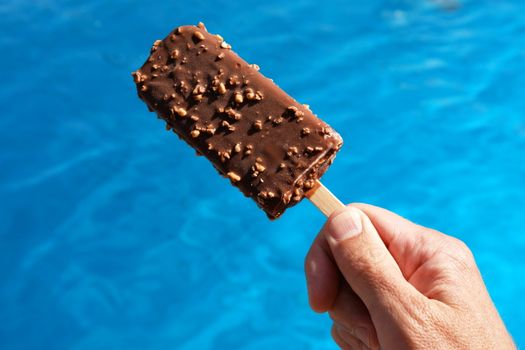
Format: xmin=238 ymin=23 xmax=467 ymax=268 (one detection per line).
xmin=132 ymin=23 xmax=344 ymax=219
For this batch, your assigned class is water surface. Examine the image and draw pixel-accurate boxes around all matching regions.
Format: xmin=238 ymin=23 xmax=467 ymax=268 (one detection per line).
xmin=1 ymin=0 xmax=524 ymax=348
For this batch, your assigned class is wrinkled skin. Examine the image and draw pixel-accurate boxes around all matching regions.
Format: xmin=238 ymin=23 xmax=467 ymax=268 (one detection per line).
xmin=305 ymin=204 xmax=516 ymax=350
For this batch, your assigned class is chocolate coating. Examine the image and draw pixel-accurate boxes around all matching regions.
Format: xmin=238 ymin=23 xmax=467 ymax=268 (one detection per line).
xmin=132 ymin=24 xmax=343 ymax=219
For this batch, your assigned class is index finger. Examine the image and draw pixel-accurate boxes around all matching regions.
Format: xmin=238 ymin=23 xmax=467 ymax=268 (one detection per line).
xmin=305 ymin=228 xmax=341 ymax=312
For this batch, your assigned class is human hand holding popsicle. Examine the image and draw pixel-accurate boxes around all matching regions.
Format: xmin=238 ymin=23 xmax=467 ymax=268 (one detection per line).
xmin=132 ymin=23 xmax=515 ymax=350
xmin=305 ymin=204 xmax=516 ymax=350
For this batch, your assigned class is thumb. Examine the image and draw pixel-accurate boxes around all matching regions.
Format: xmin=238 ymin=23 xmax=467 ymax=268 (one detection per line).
xmin=323 ymin=206 xmax=420 ymax=316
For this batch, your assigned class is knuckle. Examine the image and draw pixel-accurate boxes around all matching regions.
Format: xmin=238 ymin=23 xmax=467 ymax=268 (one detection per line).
xmin=453 ymin=238 xmax=473 ymax=257
xmin=329 ymin=308 xmax=353 ymax=328
xmin=329 ymin=296 xmax=372 ymax=331
xmin=430 ymin=236 xmax=479 ymax=285
xmin=330 ymin=324 xmax=347 ymax=350
xmin=328 ymin=310 xmax=360 ymax=331
xmin=445 ymin=237 xmax=476 ymax=268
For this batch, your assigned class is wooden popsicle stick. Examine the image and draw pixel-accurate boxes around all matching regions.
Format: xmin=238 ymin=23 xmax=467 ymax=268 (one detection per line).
xmin=306 ymin=181 xmax=346 ymax=217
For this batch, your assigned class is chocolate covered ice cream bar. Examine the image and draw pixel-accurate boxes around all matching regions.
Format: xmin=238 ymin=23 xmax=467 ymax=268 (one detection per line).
xmin=132 ymin=23 xmax=343 ymax=219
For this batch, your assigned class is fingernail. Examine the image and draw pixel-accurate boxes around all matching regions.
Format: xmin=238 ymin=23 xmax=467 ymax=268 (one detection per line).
xmin=327 ymin=208 xmax=362 ymax=241
xmin=354 ymin=326 xmax=370 ymax=348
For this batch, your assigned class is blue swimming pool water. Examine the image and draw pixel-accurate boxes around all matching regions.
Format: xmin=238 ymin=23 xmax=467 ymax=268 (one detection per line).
xmin=1 ymin=0 xmax=524 ymax=348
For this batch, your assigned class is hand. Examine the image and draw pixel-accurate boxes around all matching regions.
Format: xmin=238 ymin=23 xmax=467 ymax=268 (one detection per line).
xmin=305 ymin=204 xmax=515 ymax=350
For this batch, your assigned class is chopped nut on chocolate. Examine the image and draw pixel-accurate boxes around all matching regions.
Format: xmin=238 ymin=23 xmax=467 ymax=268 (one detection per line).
xmin=225 ymin=107 xmax=241 ymax=120
xmin=197 ymin=22 xmax=206 ymax=30
xmin=219 ymin=150 xmax=231 ymax=162
xmin=234 ymin=92 xmax=244 ymax=104
xmin=292 ymin=195 xmax=302 ymax=202
xmin=253 ymin=120 xmax=263 ymax=130
xmin=227 ymin=171 xmax=241 ymax=182
xmin=304 ymin=179 xmax=316 ymax=189
xmin=217 ymin=52 xmax=225 ymax=60
xmin=192 ymin=85 xmax=206 ymax=95
xmin=287 ymin=106 xmax=305 ymax=120
xmin=190 ymin=130 xmax=200 ymax=138
xmin=234 ymin=142 xmax=242 ymax=153
xmin=172 ymin=106 xmax=187 ymax=117
xmin=132 ymin=71 xmax=148 ymax=83
xmin=306 ymin=146 xmax=314 ymax=153
xmin=249 ymin=64 xmax=260 ymax=71
xmin=254 ymin=162 xmax=266 ymax=172
xmin=272 ymin=117 xmax=283 ymax=125
xmin=220 ymin=120 xmax=235 ymax=131
xmin=178 ymin=80 xmax=188 ymax=93
xmin=282 ymin=191 xmax=292 ymax=204
xmin=151 ymin=39 xmax=162 ymax=53
xmin=301 ymin=127 xmax=310 ymax=136
xmin=220 ymin=41 xmax=232 ymax=49
xmin=217 ymin=82 xmax=227 ymax=95
xmin=211 ymin=76 xmax=220 ymax=88
xmin=190 ymin=115 xmax=200 ymax=121
xmin=278 ymin=162 xmax=286 ymax=169
xmin=228 ymin=75 xmax=240 ymax=86
xmin=245 ymin=88 xmax=256 ymax=100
